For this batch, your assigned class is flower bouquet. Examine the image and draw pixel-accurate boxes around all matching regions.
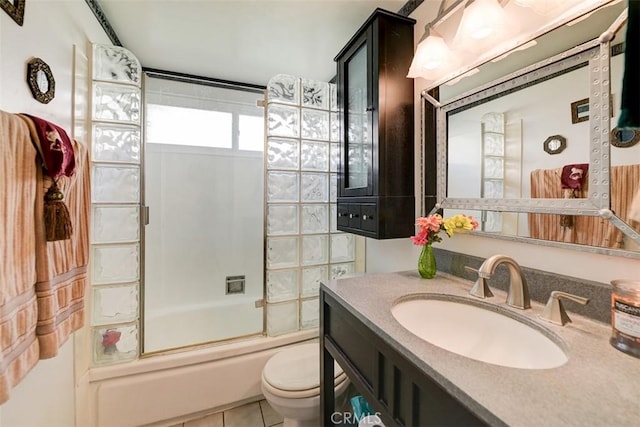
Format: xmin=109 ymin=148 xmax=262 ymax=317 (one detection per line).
xmin=411 ymin=213 xmax=479 ymax=279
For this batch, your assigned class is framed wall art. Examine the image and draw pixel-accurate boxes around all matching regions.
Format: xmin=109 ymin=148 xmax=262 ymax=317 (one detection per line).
xmin=0 ymin=0 xmax=25 ymax=26
xmin=570 ymin=97 xmax=614 ymax=124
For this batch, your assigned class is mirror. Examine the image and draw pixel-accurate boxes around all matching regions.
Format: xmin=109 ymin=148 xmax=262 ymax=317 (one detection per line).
xmin=26 ymin=57 xmax=55 ymax=104
xmin=432 ymin=0 xmax=640 ymax=258
xmin=611 ymin=127 xmax=640 ymax=148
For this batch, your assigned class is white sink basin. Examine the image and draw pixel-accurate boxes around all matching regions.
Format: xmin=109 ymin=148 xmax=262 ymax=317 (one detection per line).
xmin=391 ymin=295 xmax=568 ymax=370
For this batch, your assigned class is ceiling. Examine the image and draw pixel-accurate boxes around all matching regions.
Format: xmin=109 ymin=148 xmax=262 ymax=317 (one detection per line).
xmin=97 ymin=0 xmax=416 ymax=87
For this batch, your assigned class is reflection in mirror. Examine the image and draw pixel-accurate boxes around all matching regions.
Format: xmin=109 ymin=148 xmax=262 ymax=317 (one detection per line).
xmin=611 ymin=127 xmax=640 ymax=148
xmin=434 ymin=1 xmax=640 ymax=257
xmin=36 ymin=70 xmax=49 ymax=93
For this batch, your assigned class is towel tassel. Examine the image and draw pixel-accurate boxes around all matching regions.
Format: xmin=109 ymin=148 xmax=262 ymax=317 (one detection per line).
xmin=44 ymin=182 xmax=73 ymax=241
xmin=560 ymin=188 xmax=576 ymax=228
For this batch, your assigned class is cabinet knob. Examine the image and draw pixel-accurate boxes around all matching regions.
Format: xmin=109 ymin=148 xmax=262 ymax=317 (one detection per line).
xmin=366 ymin=106 xmax=374 ymax=112
xmin=349 ymin=213 xmax=354 ymax=219
xmin=362 ymin=214 xmax=368 ymax=221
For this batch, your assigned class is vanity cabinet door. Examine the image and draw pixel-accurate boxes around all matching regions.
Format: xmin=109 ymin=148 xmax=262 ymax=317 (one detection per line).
xmin=335 ymin=8 xmax=415 ymax=239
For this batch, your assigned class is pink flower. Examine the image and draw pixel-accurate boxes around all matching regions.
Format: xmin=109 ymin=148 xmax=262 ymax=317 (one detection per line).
xmin=416 ymin=214 xmax=443 ymax=232
xmin=410 ymin=229 xmax=429 ymax=245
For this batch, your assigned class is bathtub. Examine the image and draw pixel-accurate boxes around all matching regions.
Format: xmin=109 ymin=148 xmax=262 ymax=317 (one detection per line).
xmin=143 ymin=296 xmax=264 ymax=353
xmin=79 ymin=329 xmax=317 ymax=427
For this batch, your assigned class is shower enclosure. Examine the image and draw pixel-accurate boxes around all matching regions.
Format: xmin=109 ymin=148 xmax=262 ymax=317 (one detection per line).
xmin=89 ymin=44 xmax=365 ymax=362
xmin=142 ymin=74 xmax=266 ymax=353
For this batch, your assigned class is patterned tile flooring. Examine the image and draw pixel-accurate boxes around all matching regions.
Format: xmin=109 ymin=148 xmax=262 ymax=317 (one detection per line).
xmin=171 ymin=400 xmax=283 ymax=427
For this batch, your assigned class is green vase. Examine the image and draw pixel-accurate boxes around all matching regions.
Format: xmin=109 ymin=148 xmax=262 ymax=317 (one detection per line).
xmin=418 ymin=244 xmax=436 ymax=279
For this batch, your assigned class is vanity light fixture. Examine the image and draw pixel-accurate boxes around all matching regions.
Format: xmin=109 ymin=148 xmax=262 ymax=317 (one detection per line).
xmin=407 ymin=27 xmax=459 ymax=79
xmin=408 ymin=0 xmax=614 ymax=84
xmin=454 ymin=0 xmax=509 ymax=44
xmin=407 ymin=0 xmax=515 ymax=80
xmin=407 ymin=0 xmax=466 ymax=79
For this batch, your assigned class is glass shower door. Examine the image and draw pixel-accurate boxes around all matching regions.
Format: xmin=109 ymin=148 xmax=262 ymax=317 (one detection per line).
xmin=142 ymin=74 xmax=265 ymax=353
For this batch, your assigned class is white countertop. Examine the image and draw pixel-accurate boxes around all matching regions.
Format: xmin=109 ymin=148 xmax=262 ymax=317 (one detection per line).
xmin=322 ymin=271 xmax=640 ymax=427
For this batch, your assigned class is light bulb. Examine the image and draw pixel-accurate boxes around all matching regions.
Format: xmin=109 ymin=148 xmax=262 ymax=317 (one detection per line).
xmin=456 ymin=0 xmax=508 ymax=41
xmin=407 ymin=28 xmax=458 ymax=79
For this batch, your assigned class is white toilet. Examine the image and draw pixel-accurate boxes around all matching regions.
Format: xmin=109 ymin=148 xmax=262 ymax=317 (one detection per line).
xmin=261 ymin=342 xmax=350 ymax=427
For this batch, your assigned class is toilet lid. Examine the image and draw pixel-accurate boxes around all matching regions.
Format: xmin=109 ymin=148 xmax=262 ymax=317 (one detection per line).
xmin=262 ymin=343 xmax=344 ymax=392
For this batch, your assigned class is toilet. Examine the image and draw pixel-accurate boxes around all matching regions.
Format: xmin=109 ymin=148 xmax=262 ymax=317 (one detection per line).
xmin=261 ymin=342 xmax=350 ymax=427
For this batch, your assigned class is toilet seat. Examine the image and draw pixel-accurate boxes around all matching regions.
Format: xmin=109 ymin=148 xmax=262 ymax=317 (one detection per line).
xmin=262 ymin=343 xmax=346 ymax=399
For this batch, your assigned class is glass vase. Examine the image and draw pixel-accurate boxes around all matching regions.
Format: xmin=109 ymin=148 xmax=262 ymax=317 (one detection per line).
xmin=418 ymin=244 xmax=436 ymax=279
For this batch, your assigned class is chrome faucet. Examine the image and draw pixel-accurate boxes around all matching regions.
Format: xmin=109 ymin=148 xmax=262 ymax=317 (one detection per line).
xmin=469 ymin=255 xmax=531 ymax=309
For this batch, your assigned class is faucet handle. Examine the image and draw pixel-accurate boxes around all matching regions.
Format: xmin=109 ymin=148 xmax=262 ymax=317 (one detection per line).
xmin=540 ymin=291 xmax=589 ymax=326
xmin=465 ymin=266 xmax=494 ymax=299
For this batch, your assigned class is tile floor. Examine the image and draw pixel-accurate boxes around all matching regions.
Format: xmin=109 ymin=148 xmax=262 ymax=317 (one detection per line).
xmin=171 ymin=400 xmax=283 ymax=427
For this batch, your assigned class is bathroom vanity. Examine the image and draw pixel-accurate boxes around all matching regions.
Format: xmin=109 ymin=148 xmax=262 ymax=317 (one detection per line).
xmin=320 ymin=272 xmax=640 ymax=426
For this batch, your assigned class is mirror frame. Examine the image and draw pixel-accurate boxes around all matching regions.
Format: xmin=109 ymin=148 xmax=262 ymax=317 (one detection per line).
xmin=429 ymin=8 xmax=640 ymax=259
xmin=0 ymin=0 xmax=25 ymax=26
xmin=26 ymin=57 xmax=55 ymax=104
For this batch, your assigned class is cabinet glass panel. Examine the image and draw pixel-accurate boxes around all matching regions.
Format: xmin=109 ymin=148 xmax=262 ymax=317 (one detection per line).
xmin=345 ymin=42 xmax=369 ymax=190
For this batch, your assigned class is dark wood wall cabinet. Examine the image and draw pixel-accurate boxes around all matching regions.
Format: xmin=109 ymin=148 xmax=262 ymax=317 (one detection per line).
xmin=320 ymin=290 xmax=485 ymax=427
xmin=334 ymin=8 xmax=416 ymax=239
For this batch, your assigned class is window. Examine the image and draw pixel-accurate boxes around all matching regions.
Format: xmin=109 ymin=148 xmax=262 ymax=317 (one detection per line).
xmin=239 ymin=114 xmax=265 ymax=151
xmin=146 ymin=104 xmax=232 ymax=148
xmin=145 ymin=76 xmax=265 ymax=152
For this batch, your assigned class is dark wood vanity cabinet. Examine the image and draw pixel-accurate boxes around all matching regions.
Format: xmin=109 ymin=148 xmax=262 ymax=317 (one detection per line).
xmin=334 ymin=8 xmax=416 ymax=239
xmin=320 ymin=290 xmax=484 ymax=427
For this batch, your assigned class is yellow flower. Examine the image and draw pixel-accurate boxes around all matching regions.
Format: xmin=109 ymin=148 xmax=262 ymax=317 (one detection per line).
xmin=442 ymin=214 xmax=479 ymax=237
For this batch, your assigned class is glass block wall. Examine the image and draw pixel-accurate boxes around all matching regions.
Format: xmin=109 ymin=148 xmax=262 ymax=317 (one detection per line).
xmin=89 ymin=44 xmax=142 ymax=365
xmin=265 ymin=75 xmax=364 ymax=336
xmin=481 ymin=112 xmax=505 ymax=232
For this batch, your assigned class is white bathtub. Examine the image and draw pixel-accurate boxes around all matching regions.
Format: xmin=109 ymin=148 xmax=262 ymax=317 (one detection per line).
xmin=80 ymin=329 xmax=317 ymax=427
xmin=143 ymin=296 xmax=264 ymax=353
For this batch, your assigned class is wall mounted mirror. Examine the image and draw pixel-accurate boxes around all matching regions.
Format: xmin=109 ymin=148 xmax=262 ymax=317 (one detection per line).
xmin=430 ymin=0 xmax=640 ymax=258
xmin=26 ymin=57 xmax=55 ymax=104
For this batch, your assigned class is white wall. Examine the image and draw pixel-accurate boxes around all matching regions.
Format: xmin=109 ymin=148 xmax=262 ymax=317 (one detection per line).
xmin=387 ymin=2 xmax=640 ymax=283
xmin=0 ymin=1 xmax=110 ymax=425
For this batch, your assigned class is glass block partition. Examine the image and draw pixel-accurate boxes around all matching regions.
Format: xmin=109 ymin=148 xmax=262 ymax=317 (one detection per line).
xmin=481 ymin=112 xmax=505 ymax=233
xmin=89 ymin=44 xmax=142 ymax=365
xmin=265 ymin=75 xmax=364 ymax=336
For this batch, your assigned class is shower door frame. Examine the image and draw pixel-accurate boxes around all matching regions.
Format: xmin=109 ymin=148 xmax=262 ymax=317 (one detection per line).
xmin=139 ymin=69 xmax=268 ymax=356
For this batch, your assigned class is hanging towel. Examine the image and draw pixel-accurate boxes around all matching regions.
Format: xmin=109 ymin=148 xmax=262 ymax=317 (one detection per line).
xmin=529 ymin=165 xmax=628 ymax=249
xmin=630 ymin=187 xmax=640 ymax=224
xmin=20 ymin=114 xmax=75 ymax=179
xmin=0 ymin=111 xmax=40 ymax=404
xmin=560 ymin=163 xmax=589 ymax=228
xmin=19 ymin=114 xmax=76 ymax=241
xmin=560 ymin=164 xmax=589 ymax=190
xmin=31 ymin=138 xmax=90 ymax=359
xmin=617 ymin=0 xmax=640 ymax=129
